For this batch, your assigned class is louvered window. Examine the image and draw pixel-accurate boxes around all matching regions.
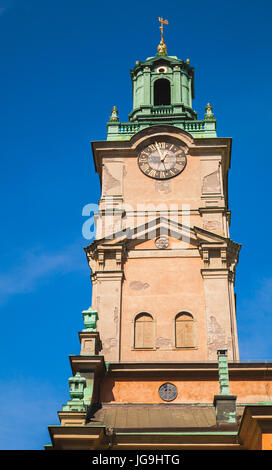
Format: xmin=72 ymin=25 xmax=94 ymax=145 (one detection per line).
xmin=134 ymin=313 xmax=154 ymax=349
xmin=175 ymin=312 xmax=195 ymax=348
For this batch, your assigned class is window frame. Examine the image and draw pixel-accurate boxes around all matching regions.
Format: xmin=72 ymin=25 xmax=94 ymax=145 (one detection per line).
xmin=174 ymin=311 xmax=196 ymax=349
xmin=132 ymin=312 xmax=156 ymax=350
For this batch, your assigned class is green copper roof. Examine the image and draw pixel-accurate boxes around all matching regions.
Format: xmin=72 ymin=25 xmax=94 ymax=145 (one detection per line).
xmin=107 ymin=52 xmax=216 ymax=141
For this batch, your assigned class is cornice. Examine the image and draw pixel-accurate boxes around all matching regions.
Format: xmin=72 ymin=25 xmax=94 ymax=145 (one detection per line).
xmin=106 ymin=361 xmax=272 ymax=379
xmin=238 ymin=405 xmax=272 ymax=449
xmin=91 ymin=128 xmax=232 ymax=180
xmin=69 ymin=355 xmax=106 ymax=376
xmin=201 ymin=268 xmax=230 ymax=279
xmin=199 ymin=206 xmax=228 ymax=214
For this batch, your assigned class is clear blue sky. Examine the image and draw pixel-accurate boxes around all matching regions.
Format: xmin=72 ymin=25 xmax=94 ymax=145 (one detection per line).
xmin=0 ymin=0 xmax=272 ymax=450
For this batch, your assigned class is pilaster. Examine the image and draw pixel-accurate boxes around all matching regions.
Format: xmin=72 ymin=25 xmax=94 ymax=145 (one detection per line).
xmin=199 ymin=234 xmax=240 ymax=361
xmin=85 ymin=241 xmax=125 ymax=362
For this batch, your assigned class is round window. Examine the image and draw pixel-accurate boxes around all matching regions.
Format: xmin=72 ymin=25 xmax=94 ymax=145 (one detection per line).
xmin=155 ymin=236 xmax=169 ymax=249
xmin=157 ymin=66 xmax=167 ymax=74
xmin=158 ymin=382 xmax=178 ymax=402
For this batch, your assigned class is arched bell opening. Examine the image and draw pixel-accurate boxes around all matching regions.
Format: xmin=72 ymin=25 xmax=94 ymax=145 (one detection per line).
xmin=154 ymin=78 xmax=171 ymax=106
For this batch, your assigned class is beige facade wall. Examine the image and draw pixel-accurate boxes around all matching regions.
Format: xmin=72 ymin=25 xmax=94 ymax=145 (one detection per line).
xmin=120 ymin=255 xmax=207 ymax=361
xmin=123 ymin=154 xmax=202 ymax=209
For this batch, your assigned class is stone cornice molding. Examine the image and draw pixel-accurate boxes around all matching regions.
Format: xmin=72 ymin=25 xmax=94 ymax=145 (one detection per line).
xmin=91 ymin=129 xmax=232 ymax=183
xmin=238 ymin=405 xmax=272 ymax=450
xmin=69 ymin=355 xmax=107 ymax=376
xmin=201 ymin=268 xmax=230 ymax=280
xmin=199 ymin=207 xmax=228 ymax=214
xmin=92 ymin=271 xmax=124 ymax=281
xmin=85 ymin=243 xmax=125 ymax=272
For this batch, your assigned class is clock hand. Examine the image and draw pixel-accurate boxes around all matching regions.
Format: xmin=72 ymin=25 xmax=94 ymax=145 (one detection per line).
xmin=160 ymin=156 xmax=168 ymax=171
xmin=155 ymin=141 xmax=164 ymax=161
xmin=161 ymin=160 xmax=167 ymax=171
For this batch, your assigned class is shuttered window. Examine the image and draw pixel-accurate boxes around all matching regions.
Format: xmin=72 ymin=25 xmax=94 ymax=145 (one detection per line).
xmin=175 ymin=312 xmax=195 ymax=348
xmin=134 ymin=313 xmax=154 ymax=349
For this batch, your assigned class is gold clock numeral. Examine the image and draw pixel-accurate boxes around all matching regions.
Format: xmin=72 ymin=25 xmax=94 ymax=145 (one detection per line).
xmin=148 ymin=169 xmax=157 ymax=177
xmin=176 ymin=158 xmax=186 ymax=165
xmin=140 ymin=163 xmax=149 ymax=172
xmin=149 ymin=144 xmax=156 ymax=151
xmin=176 ymin=155 xmax=185 ymax=161
xmin=175 ymin=163 xmax=184 ymax=170
xmin=158 ymin=142 xmax=166 ymax=149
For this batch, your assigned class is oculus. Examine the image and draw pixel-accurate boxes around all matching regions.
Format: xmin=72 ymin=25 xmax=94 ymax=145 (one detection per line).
xmin=155 ymin=236 xmax=169 ymax=249
xmin=156 ymin=66 xmax=168 ymax=73
xmin=158 ymin=382 xmax=178 ymax=402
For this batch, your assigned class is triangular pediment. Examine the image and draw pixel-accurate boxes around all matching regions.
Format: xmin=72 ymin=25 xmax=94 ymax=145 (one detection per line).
xmin=86 ymin=216 xmax=236 ymax=252
xmin=131 ymin=55 xmax=184 ymax=72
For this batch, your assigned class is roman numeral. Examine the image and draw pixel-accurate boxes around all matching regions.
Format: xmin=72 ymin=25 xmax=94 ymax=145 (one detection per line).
xmin=175 ymin=163 xmax=183 ymax=170
xmin=140 ymin=163 xmax=149 ymax=172
xmin=158 ymin=142 xmax=166 ymax=149
xmin=148 ymin=169 xmax=157 ymax=177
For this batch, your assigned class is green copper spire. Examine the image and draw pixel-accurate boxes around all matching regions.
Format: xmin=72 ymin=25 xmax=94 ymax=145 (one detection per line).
xmin=128 ymin=54 xmax=197 ymax=123
xmin=106 ymin=20 xmax=217 ymax=141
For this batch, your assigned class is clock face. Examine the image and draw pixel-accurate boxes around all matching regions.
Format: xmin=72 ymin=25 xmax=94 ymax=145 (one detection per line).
xmin=138 ymin=140 xmax=187 ymax=179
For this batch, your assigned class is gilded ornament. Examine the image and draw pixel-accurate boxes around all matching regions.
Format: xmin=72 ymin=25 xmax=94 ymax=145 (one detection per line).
xmin=109 ymin=105 xmax=119 ymax=122
xmin=204 ymin=102 xmax=215 ymax=121
xmin=157 ymin=17 xmax=168 ymax=56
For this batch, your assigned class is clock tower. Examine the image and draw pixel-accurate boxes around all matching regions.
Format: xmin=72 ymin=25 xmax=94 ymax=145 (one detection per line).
xmin=86 ymin=31 xmax=239 ymax=364
xmin=47 ymin=22 xmax=272 ymax=451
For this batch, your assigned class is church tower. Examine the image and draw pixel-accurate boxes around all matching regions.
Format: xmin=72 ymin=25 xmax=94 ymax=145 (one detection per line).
xmin=47 ymin=20 xmax=272 ymax=451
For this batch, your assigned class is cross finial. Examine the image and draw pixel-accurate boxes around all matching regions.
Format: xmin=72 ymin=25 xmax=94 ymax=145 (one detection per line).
xmin=157 ymin=17 xmax=168 ymax=56
xmin=158 ymin=17 xmax=168 ymax=42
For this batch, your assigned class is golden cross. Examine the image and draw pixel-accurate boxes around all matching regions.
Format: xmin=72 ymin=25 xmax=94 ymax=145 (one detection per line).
xmin=158 ymin=17 xmax=168 ymax=42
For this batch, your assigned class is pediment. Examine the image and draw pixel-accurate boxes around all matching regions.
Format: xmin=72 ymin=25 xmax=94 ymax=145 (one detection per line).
xmin=86 ymin=216 xmax=236 ymax=252
xmin=131 ymin=55 xmax=184 ymax=73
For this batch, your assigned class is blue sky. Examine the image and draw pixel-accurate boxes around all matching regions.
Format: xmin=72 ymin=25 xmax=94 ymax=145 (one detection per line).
xmin=0 ymin=0 xmax=272 ymax=450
